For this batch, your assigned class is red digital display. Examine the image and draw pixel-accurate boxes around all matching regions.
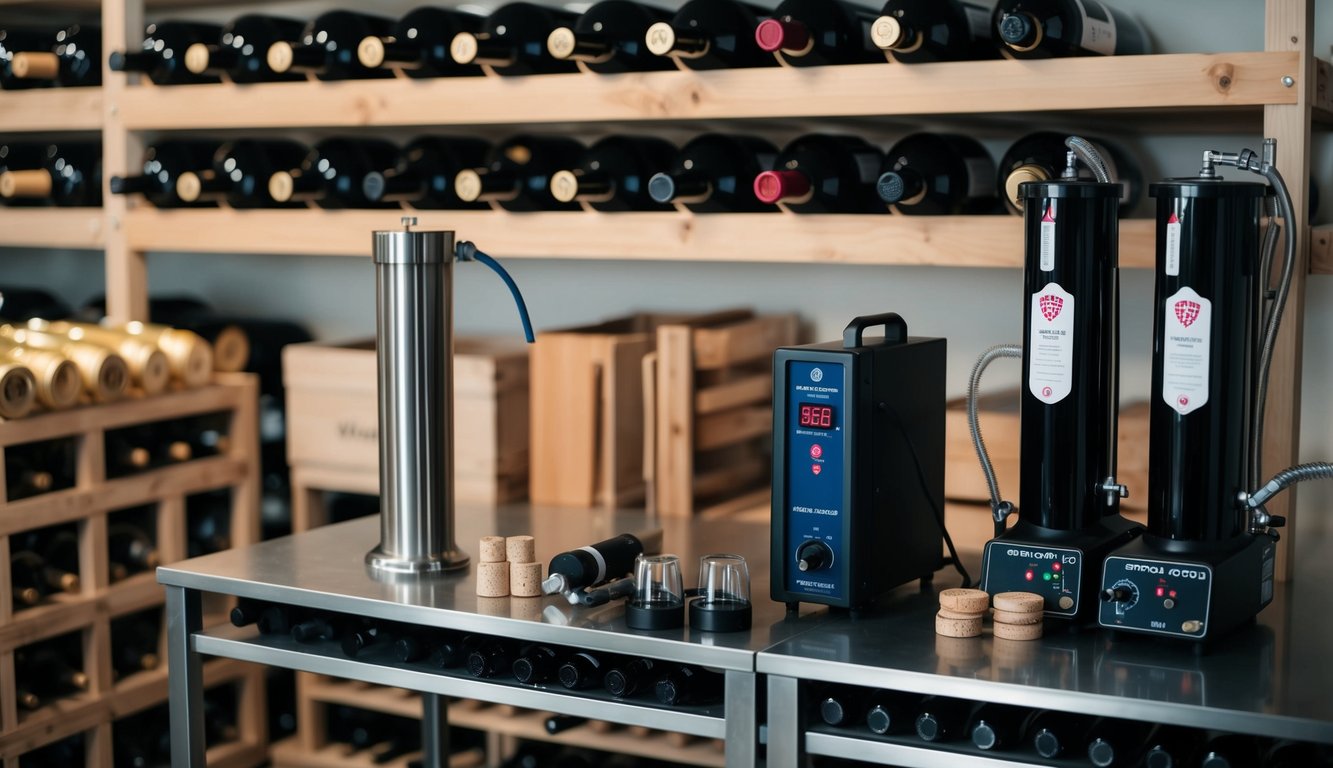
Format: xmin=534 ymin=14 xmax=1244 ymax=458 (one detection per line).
xmin=799 ymin=403 xmax=834 ymax=429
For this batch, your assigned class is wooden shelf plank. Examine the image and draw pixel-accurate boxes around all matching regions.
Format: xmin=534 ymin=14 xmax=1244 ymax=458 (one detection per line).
xmin=0 ymin=88 xmax=101 ymax=132
xmin=117 ymin=52 xmax=1298 ymax=131
xmin=124 ymin=209 xmax=1156 ymax=269
xmin=1312 ymin=224 xmax=1333 ymax=275
xmin=0 ymin=208 xmax=104 ymax=250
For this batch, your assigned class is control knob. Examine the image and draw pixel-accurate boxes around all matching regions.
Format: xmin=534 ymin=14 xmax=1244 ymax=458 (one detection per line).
xmin=796 ymin=540 xmax=833 ymax=572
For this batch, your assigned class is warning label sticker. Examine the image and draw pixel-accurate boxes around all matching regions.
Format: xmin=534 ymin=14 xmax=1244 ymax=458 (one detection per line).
xmin=1162 ymin=286 xmax=1211 ymax=415
xmin=1165 ymin=212 xmax=1182 ymax=276
xmin=1028 ymin=282 xmax=1075 ymax=404
xmin=1039 ymin=204 xmax=1056 ymax=271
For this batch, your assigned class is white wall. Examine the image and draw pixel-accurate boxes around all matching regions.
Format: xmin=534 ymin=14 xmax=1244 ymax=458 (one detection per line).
xmin=1 ymin=0 xmax=1330 ymax=543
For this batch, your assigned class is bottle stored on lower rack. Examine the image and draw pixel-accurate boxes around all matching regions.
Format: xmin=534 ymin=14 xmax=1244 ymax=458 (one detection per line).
xmin=877 ymin=133 xmax=1000 ymax=215
xmin=187 ymin=490 xmax=232 ymax=557
xmin=109 ymin=21 xmax=224 ymax=85
xmin=33 ymin=525 xmax=82 ymax=593
xmin=110 ymin=140 xmax=222 ymax=208
xmin=753 ymin=0 xmax=882 ymax=67
xmin=1 ymin=24 xmax=101 ymax=88
xmin=546 ymin=0 xmax=674 ymax=74
xmin=753 ymin=134 xmax=884 ymax=213
xmin=655 ymin=665 xmax=723 ymax=706
xmin=467 ymin=640 xmax=514 ymax=678
xmin=455 ymin=135 xmax=585 ymax=212
xmin=644 ymin=0 xmax=774 ymax=70
xmin=1086 ymin=718 xmax=1155 ymax=767
xmin=544 ymin=714 xmax=589 ymax=734
xmin=449 ymin=2 xmax=580 ymax=76
xmin=865 ymin=690 xmax=916 ymax=735
xmin=993 ymin=0 xmax=1149 ymax=59
xmin=111 ymin=611 xmax=163 ymax=679
xmin=183 ymin=14 xmax=307 ymax=83
xmin=356 ymin=6 xmax=484 ymax=78
xmin=176 ymin=139 xmax=310 ymax=209
xmin=5 ymin=448 xmax=57 ymax=501
xmin=342 ymin=622 xmax=394 ymax=658
xmin=266 ymin=10 xmax=395 ymax=80
xmin=1197 ymin=734 xmax=1264 ymax=768
xmin=1140 ymin=726 xmax=1204 ymax=768
xmin=914 ymin=696 xmax=974 ymax=742
xmin=997 ymin=131 xmax=1142 ymax=215
xmin=968 ymin=702 xmax=1032 ymax=751
xmin=604 ymin=657 xmax=658 ymax=698
xmin=268 ymin=137 xmax=402 ymax=209
xmin=871 ymin=0 xmax=999 ymax=63
xmin=108 ymin=516 xmax=160 ymax=581
xmin=550 ymin=136 xmax=677 ymax=212
xmin=0 ymin=324 xmax=130 ymax=402
xmin=558 ymin=650 xmax=607 ymax=690
xmin=0 ymin=336 xmax=79 ymax=411
xmin=0 ymin=141 xmax=101 ymax=206
xmin=291 ymin=612 xmax=349 ymax=643
xmin=362 ymin=137 xmax=491 ymax=210
xmin=1026 ymin=710 xmax=1094 ymax=759
xmin=513 ymin=644 xmax=561 ymax=684
xmin=818 ymin=686 xmax=866 ymax=727
xmin=648 ymin=133 xmax=779 ymax=213
xmin=16 ymin=641 xmax=89 ymax=706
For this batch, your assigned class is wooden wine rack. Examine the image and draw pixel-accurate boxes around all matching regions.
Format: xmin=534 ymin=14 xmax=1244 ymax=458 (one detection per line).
xmin=0 ymin=375 xmax=266 ymax=768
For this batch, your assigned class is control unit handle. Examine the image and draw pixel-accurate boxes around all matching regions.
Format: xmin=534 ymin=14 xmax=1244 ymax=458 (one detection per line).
xmin=843 ymin=313 xmax=908 ymax=349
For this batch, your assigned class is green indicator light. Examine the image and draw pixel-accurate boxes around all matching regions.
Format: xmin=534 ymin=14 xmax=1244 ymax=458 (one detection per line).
xmin=1043 ymin=573 xmax=1052 ymax=581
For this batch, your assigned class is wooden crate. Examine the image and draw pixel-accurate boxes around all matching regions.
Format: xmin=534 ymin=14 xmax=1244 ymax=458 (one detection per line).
xmin=945 ymin=389 xmax=1150 ymax=515
xmin=282 ymin=337 xmax=529 ymax=530
xmin=529 ymin=311 xmax=749 ymax=509
xmin=649 ymin=313 xmax=800 ymax=518
xmin=0 ymin=375 xmax=266 ymax=768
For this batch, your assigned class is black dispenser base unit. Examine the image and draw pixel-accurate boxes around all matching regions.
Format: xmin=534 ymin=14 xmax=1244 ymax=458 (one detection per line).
xmin=981 ymin=516 xmax=1142 ymax=621
xmin=1098 ymin=534 xmax=1275 ymax=642
xmin=770 ymin=313 xmax=946 ymax=611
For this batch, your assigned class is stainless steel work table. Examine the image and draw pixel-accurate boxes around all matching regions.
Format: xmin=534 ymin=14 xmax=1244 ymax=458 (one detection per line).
xmin=157 ymin=506 xmax=830 ymax=768
xmin=759 ymin=532 xmax=1333 ymax=767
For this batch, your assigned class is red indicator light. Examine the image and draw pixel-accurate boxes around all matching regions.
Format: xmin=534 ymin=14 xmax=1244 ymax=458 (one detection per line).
xmin=1052 ymin=563 xmax=1061 ymax=572
xmin=1025 ymin=571 xmax=1034 ymax=581
xmin=1156 ymin=587 xmax=1165 ymax=597
xmin=1169 ymin=590 xmax=1177 ymax=598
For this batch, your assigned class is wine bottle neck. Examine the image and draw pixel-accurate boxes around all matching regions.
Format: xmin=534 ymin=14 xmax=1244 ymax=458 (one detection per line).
xmin=998 ymin=12 xmax=1042 ymax=52
xmin=185 ymin=43 xmax=234 ymax=75
xmin=358 ymin=36 xmax=421 ymax=69
xmin=0 ymin=169 xmax=53 ymax=199
xmin=267 ymin=41 xmax=322 ymax=74
xmin=455 ymin=167 xmax=519 ymax=202
xmin=877 ymin=168 xmax=926 ymax=206
xmin=363 ymin=168 xmax=422 ymax=203
xmin=110 ymin=50 xmax=157 ymax=73
xmin=753 ymin=170 xmax=812 ymax=205
xmin=551 ymin=169 xmax=614 ymax=204
xmin=110 ymin=174 xmax=153 ymax=195
xmin=547 ymin=28 xmax=613 ymax=64
xmin=9 ymin=51 xmax=61 ymax=80
xmin=649 ymin=170 xmax=712 ymax=204
xmin=755 ymin=18 xmax=813 ymax=56
xmin=451 ymin=32 xmax=516 ymax=67
xmin=871 ymin=15 xmax=921 ymax=53
xmin=645 ymin=22 xmax=709 ymax=59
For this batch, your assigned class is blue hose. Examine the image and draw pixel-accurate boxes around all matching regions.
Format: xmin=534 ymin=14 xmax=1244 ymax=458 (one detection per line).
xmin=456 ymin=241 xmax=535 ymax=343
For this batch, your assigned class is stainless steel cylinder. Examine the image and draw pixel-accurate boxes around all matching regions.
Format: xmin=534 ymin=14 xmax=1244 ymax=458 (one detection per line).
xmin=366 ymin=218 xmax=469 ymax=573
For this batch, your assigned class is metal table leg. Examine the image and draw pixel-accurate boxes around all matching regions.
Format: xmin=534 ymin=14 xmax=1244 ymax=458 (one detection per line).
xmin=766 ymin=675 xmax=803 ymax=768
xmin=421 ymin=692 xmax=451 ymax=767
xmin=724 ymin=670 xmax=758 ymax=768
xmin=165 ymin=585 xmax=206 ymax=766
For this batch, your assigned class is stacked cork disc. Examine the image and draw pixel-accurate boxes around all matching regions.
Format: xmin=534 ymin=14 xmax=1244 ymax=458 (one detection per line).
xmin=476 ymin=535 xmax=543 ymax=598
xmin=935 ymin=589 xmax=1044 ymax=641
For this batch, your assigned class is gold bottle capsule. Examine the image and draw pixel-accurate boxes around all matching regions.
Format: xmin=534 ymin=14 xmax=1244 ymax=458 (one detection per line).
xmin=0 ymin=325 xmax=130 ymax=403
xmin=0 ymin=338 xmax=81 ymax=409
xmin=0 ymin=361 xmax=36 ymax=419
xmin=119 ymin=321 xmax=215 ymax=386
xmin=42 ymin=320 xmax=171 ymax=396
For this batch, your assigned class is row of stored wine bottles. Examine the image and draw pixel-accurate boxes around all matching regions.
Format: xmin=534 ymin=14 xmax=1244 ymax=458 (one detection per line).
xmin=231 ymin=599 xmax=726 ymax=708
xmin=814 ymin=683 xmax=1331 ymax=767
xmin=13 ymin=608 xmax=164 ymax=710
xmin=8 ymin=495 xmax=232 ymax=605
xmin=92 ymin=131 xmax=1141 ymax=216
xmin=2 ymin=1 xmax=1150 ymax=92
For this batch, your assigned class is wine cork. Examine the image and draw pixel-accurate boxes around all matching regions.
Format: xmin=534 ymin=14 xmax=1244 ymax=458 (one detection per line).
xmin=0 ymin=169 xmax=52 ymax=199
xmin=267 ymin=41 xmax=294 ymax=73
xmin=550 ymin=170 xmax=579 ymax=203
xmin=506 ymin=535 xmax=535 ymax=564
xmin=10 ymin=51 xmax=59 ymax=79
xmin=184 ymin=43 xmax=210 ymax=74
xmin=268 ymin=171 xmax=295 ymax=203
xmin=939 ymin=588 xmax=991 ymax=614
xmin=992 ymin=619 xmax=1043 ymax=641
xmin=510 ymin=561 xmax=543 ymax=597
xmin=937 ymin=606 xmax=985 ymax=621
xmin=992 ymin=608 xmax=1043 ymax=626
xmin=509 ymin=596 xmax=542 ymax=621
xmin=992 ymin=591 xmax=1044 ymax=613
xmin=479 ymin=536 xmax=506 ymax=563
xmin=450 ymin=32 xmax=480 ymax=65
xmin=476 ymin=561 xmax=509 ymax=597
xmin=935 ymin=611 xmax=982 ymax=639
xmin=176 ymin=172 xmax=202 ymax=202
xmin=454 ymin=169 xmax=483 ymax=202
xmin=358 ymin=35 xmax=386 ymax=68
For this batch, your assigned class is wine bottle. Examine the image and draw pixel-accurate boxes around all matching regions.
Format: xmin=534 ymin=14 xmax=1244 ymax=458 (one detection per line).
xmin=513 ymin=644 xmax=561 ymax=684
xmin=648 ymin=133 xmax=778 ymax=213
xmin=0 ymin=286 xmax=71 ymax=321
xmin=0 ymin=142 xmax=101 ymax=207
xmin=363 ymin=137 xmax=490 ymax=210
xmin=183 ymin=15 xmax=307 ymax=84
xmin=604 ymin=657 xmax=656 ymax=698
xmin=231 ymin=597 xmax=264 ymax=627
xmin=10 ymin=549 xmax=49 ymax=606
xmin=865 ymin=690 xmax=915 ymax=735
xmin=994 ymin=0 xmax=1148 ymax=59
xmin=550 ymin=136 xmax=676 ymax=212
xmin=256 ymin=604 xmax=296 ymax=635
xmin=39 ymin=319 xmax=171 ymax=396
xmin=753 ymin=0 xmax=882 ymax=67
xmin=1 ymin=324 xmax=129 ymax=402
xmin=105 ymin=426 xmax=155 ymax=478
xmin=187 ymin=491 xmax=231 ymax=557
xmin=291 ymin=613 xmax=345 ymax=643
xmin=110 ymin=140 xmax=222 ymax=209
xmin=1086 ymin=718 xmax=1154 ymax=767
xmin=37 ymin=526 xmax=82 ymax=593
xmin=0 ymin=359 xmax=36 ymax=419
xmin=1 ymin=28 xmax=55 ymax=90
xmin=544 ymin=715 xmax=588 ymax=734
xmin=466 ymin=640 xmax=512 ymax=678
xmin=644 ymin=0 xmax=775 ymax=70
xmin=17 ymin=645 xmax=89 ymax=699
xmin=175 ymin=139 xmax=310 ymax=209
xmin=266 ymin=11 xmax=395 ymax=81
xmin=454 ymin=135 xmax=584 ymax=212
xmin=4 ymin=448 xmax=55 ymax=500
xmin=968 ymin=702 xmax=1030 ymax=751
xmin=448 ymin=2 xmax=579 ymax=76
xmin=109 ymin=21 xmax=223 ymax=85
xmin=1027 ymin=710 xmax=1093 ymax=759
xmin=1263 ymin=740 xmax=1325 ymax=768
xmin=871 ymin=0 xmax=999 ymax=63
xmin=111 ymin=613 xmax=162 ymax=678
xmin=558 ymin=651 xmax=606 ymax=690
xmin=753 ymin=134 xmax=884 ymax=213
xmin=817 ymin=687 xmax=865 ymax=727
xmin=877 ymin=133 xmax=999 ymax=215
xmin=547 ymin=1 xmax=674 ymax=74
xmin=1141 ymin=726 xmax=1203 ymax=768
xmin=108 ymin=521 xmax=160 ymax=581
xmin=1197 ymin=734 xmax=1262 ymax=768
xmin=913 ymin=696 xmax=973 ymax=742
xmin=406 ymin=632 xmax=471 ymax=666
xmin=268 ymin=137 xmax=401 ymax=209
xmin=357 ymin=7 xmax=484 ymax=78
xmin=342 ymin=623 xmax=392 ymax=658
xmin=3 ymin=24 xmax=101 ymax=87
xmin=997 ymin=131 xmax=1141 ymax=215
xmin=655 ymin=665 xmax=723 ymax=706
